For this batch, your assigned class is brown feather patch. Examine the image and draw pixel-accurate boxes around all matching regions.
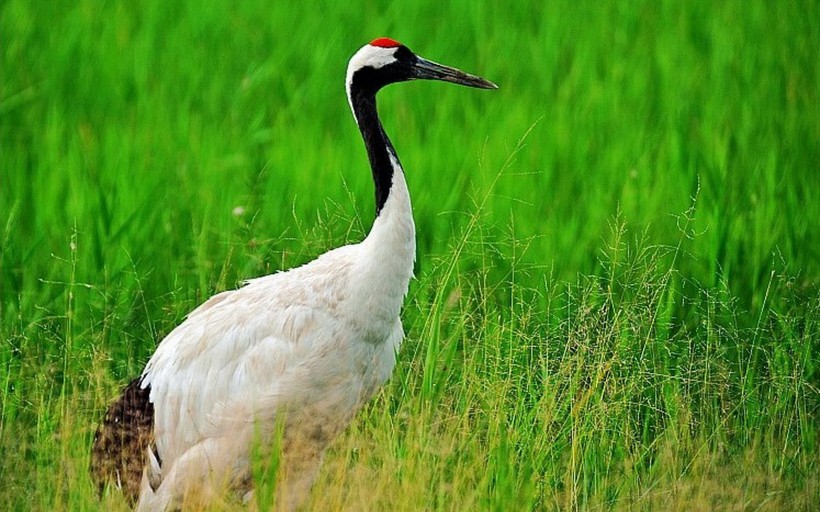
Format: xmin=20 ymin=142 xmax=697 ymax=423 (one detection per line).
xmin=90 ymin=378 xmax=157 ymax=503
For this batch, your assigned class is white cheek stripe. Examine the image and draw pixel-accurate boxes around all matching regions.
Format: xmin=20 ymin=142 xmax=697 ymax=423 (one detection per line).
xmin=345 ymin=45 xmax=398 ymax=117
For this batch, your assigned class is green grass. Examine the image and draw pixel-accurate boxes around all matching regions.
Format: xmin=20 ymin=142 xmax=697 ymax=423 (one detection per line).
xmin=2 ymin=0 xmax=819 ymax=510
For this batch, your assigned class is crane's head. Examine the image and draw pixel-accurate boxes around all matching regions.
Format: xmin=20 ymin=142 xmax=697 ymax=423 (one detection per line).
xmin=346 ymin=37 xmax=497 ymax=99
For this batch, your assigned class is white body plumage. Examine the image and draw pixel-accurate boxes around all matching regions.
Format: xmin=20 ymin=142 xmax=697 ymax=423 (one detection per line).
xmin=137 ymin=159 xmax=415 ymax=510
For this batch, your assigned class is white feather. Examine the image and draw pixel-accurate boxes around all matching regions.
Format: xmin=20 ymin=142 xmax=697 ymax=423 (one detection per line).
xmin=346 ymin=44 xmax=400 ymax=122
xmin=137 ymin=167 xmax=414 ymax=509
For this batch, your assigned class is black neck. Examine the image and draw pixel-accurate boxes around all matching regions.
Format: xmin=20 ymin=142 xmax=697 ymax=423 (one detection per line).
xmin=350 ymin=91 xmax=399 ymax=216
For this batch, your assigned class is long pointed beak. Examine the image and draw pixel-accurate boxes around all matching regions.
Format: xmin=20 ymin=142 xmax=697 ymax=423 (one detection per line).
xmin=412 ymin=57 xmax=498 ymax=90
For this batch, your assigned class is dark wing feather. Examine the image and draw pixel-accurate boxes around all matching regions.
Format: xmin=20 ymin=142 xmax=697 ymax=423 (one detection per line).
xmin=90 ymin=378 xmax=157 ymax=503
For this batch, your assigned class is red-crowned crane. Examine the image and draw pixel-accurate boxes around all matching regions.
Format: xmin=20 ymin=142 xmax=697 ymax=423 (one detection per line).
xmin=91 ymin=37 xmax=496 ymax=511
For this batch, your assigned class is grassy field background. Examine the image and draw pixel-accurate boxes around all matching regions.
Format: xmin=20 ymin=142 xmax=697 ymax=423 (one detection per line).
xmin=2 ymin=0 xmax=819 ymax=510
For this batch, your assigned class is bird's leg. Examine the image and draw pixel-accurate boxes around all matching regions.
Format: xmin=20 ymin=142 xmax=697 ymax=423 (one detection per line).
xmin=275 ymin=449 xmax=324 ymax=511
xmin=137 ymin=437 xmax=245 ymax=511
